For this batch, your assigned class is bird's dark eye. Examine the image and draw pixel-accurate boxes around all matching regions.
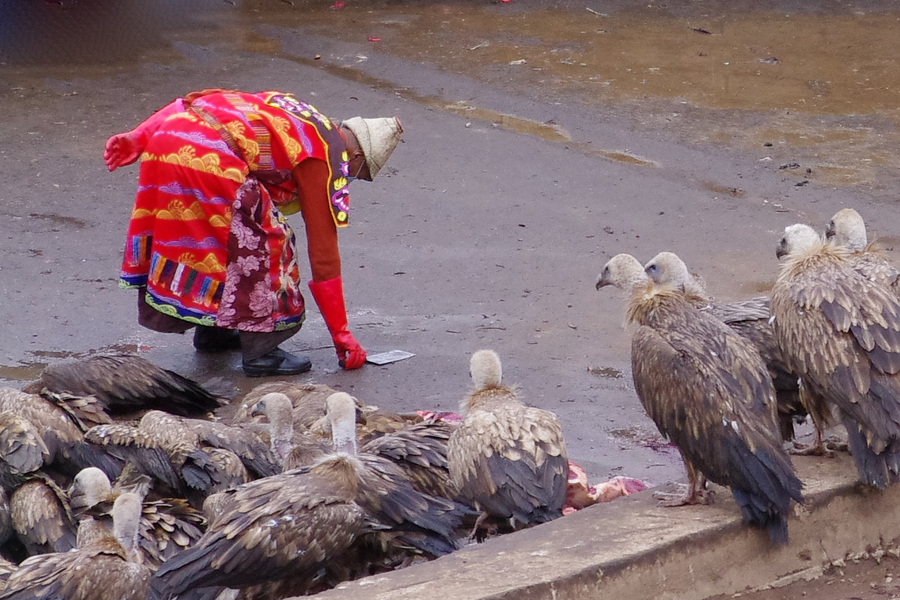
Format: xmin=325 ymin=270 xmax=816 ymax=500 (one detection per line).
xmin=646 ymin=264 xmax=657 ymax=274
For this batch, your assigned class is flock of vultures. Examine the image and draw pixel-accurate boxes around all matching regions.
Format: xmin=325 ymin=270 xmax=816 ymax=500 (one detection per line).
xmin=0 ymin=206 xmax=895 ymax=599
xmin=596 ymin=207 xmax=900 ymax=545
xmin=0 ymin=345 xmax=569 ymax=599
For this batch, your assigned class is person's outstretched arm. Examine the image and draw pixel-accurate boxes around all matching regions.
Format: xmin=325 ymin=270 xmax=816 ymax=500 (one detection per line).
xmin=104 ymin=98 xmax=185 ymax=172
xmin=294 ymin=159 xmax=367 ymax=370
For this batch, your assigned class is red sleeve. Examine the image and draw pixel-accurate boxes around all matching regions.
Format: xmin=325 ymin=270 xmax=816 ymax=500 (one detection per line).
xmin=294 ymin=158 xmax=342 ymax=282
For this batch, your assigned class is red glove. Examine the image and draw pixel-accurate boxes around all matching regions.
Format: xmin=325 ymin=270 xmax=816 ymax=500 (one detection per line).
xmin=308 ymin=277 xmax=367 ymax=369
xmin=104 ymin=98 xmax=185 ymax=172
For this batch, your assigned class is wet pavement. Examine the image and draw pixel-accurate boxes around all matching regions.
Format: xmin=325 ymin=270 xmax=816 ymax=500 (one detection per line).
xmin=1 ymin=0 xmax=899 ymax=496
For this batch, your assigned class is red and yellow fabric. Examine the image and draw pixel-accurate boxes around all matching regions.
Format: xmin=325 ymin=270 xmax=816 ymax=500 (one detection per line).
xmin=120 ymin=91 xmax=350 ymax=332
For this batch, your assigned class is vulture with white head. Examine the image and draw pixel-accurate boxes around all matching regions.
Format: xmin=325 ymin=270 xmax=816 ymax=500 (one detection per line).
xmin=597 ymin=253 xmax=802 ymax=544
xmin=0 ymin=493 xmax=150 ymax=600
xmin=825 ymin=208 xmax=900 ymax=296
xmin=447 ymin=349 xmax=568 ymax=537
xmin=249 ymin=392 xmax=331 ymax=472
xmin=772 ymin=223 xmax=900 ymax=488
xmin=232 ymin=381 xmax=345 ymax=432
xmin=642 ymin=251 xmax=811 ymax=444
xmin=68 ymin=467 xmax=206 ymax=570
xmin=149 ymin=394 xmax=371 ymax=598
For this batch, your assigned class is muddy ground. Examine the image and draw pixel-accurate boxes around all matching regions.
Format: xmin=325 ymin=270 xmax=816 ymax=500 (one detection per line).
xmin=1 ymin=0 xmax=899 ymax=551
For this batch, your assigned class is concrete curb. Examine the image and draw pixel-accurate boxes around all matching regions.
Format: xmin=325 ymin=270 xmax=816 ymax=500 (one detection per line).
xmin=309 ymin=453 xmax=900 ymax=600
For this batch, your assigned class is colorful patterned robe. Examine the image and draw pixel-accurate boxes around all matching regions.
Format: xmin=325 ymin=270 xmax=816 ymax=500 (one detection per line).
xmin=120 ymin=91 xmax=351 ymax=332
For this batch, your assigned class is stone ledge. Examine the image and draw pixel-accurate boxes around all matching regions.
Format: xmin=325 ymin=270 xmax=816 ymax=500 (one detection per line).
xmin=307 ymin=453 xmax=900 ymax=600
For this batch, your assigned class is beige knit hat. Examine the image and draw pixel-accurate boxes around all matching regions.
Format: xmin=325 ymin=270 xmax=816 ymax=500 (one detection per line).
xmin=342 ymin=116 xmax=403 ymax=179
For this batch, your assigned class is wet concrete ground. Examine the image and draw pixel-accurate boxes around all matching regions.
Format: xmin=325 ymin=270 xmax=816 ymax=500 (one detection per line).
xmin=1 ymin=0 xmax=899 ymax=496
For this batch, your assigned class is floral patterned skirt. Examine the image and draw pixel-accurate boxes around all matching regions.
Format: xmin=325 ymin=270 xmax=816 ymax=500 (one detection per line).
xmin=120 ymin=118 xmax=305 ymax=332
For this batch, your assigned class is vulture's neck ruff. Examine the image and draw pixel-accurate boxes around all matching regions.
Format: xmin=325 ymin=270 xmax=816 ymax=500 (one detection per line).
xmin=778 ymin=240 xmax=852 ymax=281
xmin=310 ymin=454 xmax=362 ymax=496
xmin=625 ymin=284 xmax=701 ymax=326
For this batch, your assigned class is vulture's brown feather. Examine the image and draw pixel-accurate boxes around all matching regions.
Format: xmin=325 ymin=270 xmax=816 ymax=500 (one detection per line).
xmin=180 ymin=415 xmax=280 ymax=479
xmin=0 ymin=411 xmax=49 ymax=492
xmin=23 ymin=354 xmax=228 ymax=417
xmin=84 ymin=423 xmax=182 ymax=491
xmin=150 ymin=453 xmax=367 ymax=597
xmin=139 ymin=411 xmax=247 ymax=500
xmin=772 ymin=224 xmax=900 ymax=488
xmin=10 ymin=475 xmax=76 ymax=556
xmin=448 ymin=350 xmax=568 ymax=530
xmin=0 ymin=389 xmax=122 ymax=480
xmin=361 ymin=421 xmax=458 ymax=501
xmin=599 ymin=254 xmax=803 ymax=544
xmin=232 ymin=393 xmax=463 ymax=600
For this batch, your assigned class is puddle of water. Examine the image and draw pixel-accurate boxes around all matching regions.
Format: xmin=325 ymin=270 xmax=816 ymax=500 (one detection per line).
xmin=591 ymin=150 xmax=655 ymax=167
xmin=443 ymin=101 xmax=572 ymax=144
xmin=587 ymin=365 xmax=623 ymax=378
xmin=0 ymin=363 xmax=47 ymax=382
xmin=0 ymin=343 xmax=153 ymax=383
xmin=28 ymin=213 xmax=89 ymax=230
xmin=874 ymin=234 xmax=900 ymax=250
xmin=5 ymin=0 xmax=900 ymax=185
xmin=747 ymin=279 xmax=777 ymax=293
xmin=703 ymin=182 xmax=746 ymax=198
xmin=264 ymin=1 xmax=900 ymax=184
xmin=608 ymin=426 xmax=639 ymax=439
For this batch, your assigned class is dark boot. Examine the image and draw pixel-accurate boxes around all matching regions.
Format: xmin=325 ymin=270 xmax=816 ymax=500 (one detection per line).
xmin=193 ymin=327 xmax=242 ymax=353
xmin=242 ymin=348 xmax=312 ymax=377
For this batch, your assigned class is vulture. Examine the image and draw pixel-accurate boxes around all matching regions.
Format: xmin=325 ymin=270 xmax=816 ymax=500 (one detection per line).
xmin=642 ymin=252 xmax=812 ymax=446
xmin=0 ymin=411 xmax=49 ymax=492
xmin=140 ymin=410 xmax=279 ymax=480
xmin=23 ymin=354 xmax=230 ymax=417
xmin=360 ymin=421 xmax=458 ymax=502
xmin=0 ymin=388 xmax=122 ymax=480
xmin=447 ymin=349 xmax=568 ymax=537
xmin=84 ymin=423 xmax=190 ymax=495
xmin=232 ymin=381 xmax=343 ymax=430
xmin=597 ymin=253 xmax=803 ymax=544
xmin=249 ymin=392 xmax=329 ymax=471
xmin=149 ymin=394 xmax=371 ymax=598
xmin=0 ymin=493 xmax=151 ymax=600
xmin=772 ymin=223 xmax=900 ymax=488
xmin=9 ymin=474 xmax=76 ymax=556
xmin=68 ymin=467 xmax=206 ymax=570
xmin=825 ymin=208 xmax=900 ymax=296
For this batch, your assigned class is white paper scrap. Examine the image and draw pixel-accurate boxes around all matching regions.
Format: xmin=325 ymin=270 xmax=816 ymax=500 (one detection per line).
xmin=366 ymin=350 xmax=415 ymax=365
